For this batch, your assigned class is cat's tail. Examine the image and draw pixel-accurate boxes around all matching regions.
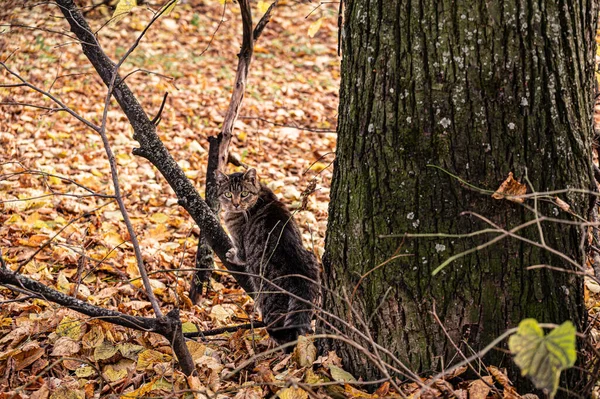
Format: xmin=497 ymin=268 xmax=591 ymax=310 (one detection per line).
xmin=268 ymin=275 xmax=321 ymax=349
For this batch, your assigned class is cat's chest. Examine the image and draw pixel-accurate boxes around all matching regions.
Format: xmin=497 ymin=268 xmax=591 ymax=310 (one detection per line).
xmin=223 ymin=213 xmax=252 ymax=240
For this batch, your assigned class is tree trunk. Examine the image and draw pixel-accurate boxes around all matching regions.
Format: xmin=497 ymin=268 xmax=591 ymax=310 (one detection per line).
xmin=321 ymin=0 xmax=597 ymax=393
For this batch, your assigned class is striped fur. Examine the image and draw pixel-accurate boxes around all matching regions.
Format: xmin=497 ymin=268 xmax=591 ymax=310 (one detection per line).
xmin=215 ymin=169 xmax=321 ymax=346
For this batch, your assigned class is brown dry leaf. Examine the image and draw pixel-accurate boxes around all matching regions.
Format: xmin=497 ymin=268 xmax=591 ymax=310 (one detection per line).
xmin=374 ymin=381 xmax=390 ymax=397
xmin=488 ymin=365 xmax=520 ymax=398
xmin=492 ymin=172 xmax=526 ymax=203
xmin=292 ymin=335 xmax=317 ymax=367
xmin=183 ymin=341 xmax=205 ymax=363
xmin=253 ymin=362 xmax=278 ymax=393
xmin=50 ymin=336 xmax=81 ymax=357
xmin=81 ymin=325 xmax=104 ymax=349
xmin=185 ymin=373 xmax=209 ymax=399
xmin=468 ymin=377 xmax=493 ymax=399
xmin=0 ymin=325 xmax=30 ymax=348
xmin=445 ymin=365 xmax=468 ymax=379
xmin=13 ymin=342 xmax=45 ymax=371
xmin=278 ymin=387 xmax=308 ymax=399
xmin=344 ymin=384 xmax=374 ymax=398
xmin=554 ymin=197 xmax=571 ymax=212
xmin=48 ymin=386 xmax=84 ymax=399
xmin=234 ymin=386 xmax=264 ymax=399
xmin=30 ymin=383 xmax=50 ymax=399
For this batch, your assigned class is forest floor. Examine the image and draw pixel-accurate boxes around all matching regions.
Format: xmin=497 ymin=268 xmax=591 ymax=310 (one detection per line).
xmin=1 ymin=1 xmax=600 ymax=398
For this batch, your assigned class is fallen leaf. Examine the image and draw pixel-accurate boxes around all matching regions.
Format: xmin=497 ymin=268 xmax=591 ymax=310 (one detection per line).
xmin=51 ymin=337 xmax=81 ymax=357
xmin=94 ymin=341 xmax=118 ymax=362
xmin=292 ymin=335 xmax=317 ymax=367
xmin=278 ymin=387 xmax=308 ymax=399
xmin=329 ymin=364 xmax=356 ymax=382
xmin=468 ymin=377 xmax=493 ymax=399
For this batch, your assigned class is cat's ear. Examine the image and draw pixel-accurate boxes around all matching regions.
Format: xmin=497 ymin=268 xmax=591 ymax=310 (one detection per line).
xmin=244 ymin=168 xmax=258 ymax=185
xmin=214 ymin=170 xmax=229 ymax=185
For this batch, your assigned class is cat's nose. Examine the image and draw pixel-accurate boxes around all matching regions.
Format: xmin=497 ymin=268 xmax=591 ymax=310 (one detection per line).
xmin=233 ymin=203 xmax=239 ymax=208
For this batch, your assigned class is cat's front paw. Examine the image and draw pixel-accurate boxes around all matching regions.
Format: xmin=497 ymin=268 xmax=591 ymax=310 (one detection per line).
xmin=226 ymin=248 xmax=238 ymax=262
xmin=226 ymin=248 xmax=245 ymax=265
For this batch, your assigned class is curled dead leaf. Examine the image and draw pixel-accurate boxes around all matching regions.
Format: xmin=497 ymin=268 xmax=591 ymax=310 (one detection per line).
xmin=554 ymin=197 xmax=571 ymax=212
xmin=492 ymin=172 xmax=526 ymax=203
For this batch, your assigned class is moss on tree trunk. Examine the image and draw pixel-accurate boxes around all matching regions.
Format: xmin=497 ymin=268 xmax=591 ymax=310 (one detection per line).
xmin=321 ymin=0 xmax=597 ymax=393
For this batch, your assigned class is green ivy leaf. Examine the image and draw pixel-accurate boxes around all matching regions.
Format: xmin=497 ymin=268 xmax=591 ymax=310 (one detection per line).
xmin=508 ymin=319 xmax=576 ymax=398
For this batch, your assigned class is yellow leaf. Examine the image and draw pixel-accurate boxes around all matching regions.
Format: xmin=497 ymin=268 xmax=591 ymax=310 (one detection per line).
xmin=278 ymin=387 xmax=308 ymax=399
xmin=310 ymin=162 xmax=328 ymax=172
xmin=75 ymin=365 xmax=95 ymax=378
xmin=103 ymin=365 xmax=127 ymax=382
xmin=0 ymin=318 xmax=13 ymax=327
xmin=56 ymin=271 xmax=72 ymax=294
xmin=182 ymin=321 xmax=199 ymax=333
xmin=162 ymin=0 xmax=178 ymax=15
xmin=111 ymin=0 xmax=137 ymax=25
xmin=102 ymin=231 xmax=124 ymax=248
xmin=218 ymin=0 xmax=226 ymax=4
xmin=4 ymin=214 xmax=23 ymax=226
xmin=148 ymin=223 xmax=168 ymax=241
xmin=94 ymin=341 xmax=118 ymax=361
xmin=56 ymin=316 xmax=82 ymax=340
xmin=118 ymin=343 xmax=144 ymax=360
xmin=308 ymin=17 xmax=324 ymax=38
xmin=257 ymin=0 xmax=270 ymax=14
xmin=329 ymin=364 xmax=356 ymax=382
xmin=185 ymin=340 xmax=206 ymax=362
xmin=150 ymin=213 xmax=170 ymax=224
xmin=102 ymin=359 xmax=134 ymax=382
xmin=137 ymin=349 xmax=170 ymax=371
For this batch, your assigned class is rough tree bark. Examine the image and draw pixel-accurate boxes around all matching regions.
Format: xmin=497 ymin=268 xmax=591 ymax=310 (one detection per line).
xmin=320 ymin=0 xmax=597 ymax=393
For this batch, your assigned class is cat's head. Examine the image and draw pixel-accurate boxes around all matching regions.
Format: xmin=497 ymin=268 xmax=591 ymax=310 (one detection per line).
xmin=215 ymin=168 xmax=261 ymax=212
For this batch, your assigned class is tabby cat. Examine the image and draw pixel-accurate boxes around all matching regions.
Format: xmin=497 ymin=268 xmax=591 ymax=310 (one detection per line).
xmin=215 ymin=168 xmax=320 ymax=346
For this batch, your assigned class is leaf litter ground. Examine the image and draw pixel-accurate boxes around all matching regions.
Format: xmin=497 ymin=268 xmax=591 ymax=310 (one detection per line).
xmin=2 ymin=1 xmax=600 ymax=399
xmin=0 ymin=0 xmax=340 ymax=397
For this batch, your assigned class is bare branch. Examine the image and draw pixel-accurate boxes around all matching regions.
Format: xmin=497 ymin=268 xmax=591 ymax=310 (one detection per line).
xmin=0 ymin=62 xmax=101 ymax=132
xmin=53 ymin=0 xmax=254 ymax=296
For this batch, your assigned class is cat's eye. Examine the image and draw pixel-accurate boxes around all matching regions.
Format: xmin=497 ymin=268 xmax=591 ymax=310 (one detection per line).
xmin=240 ymin=191 xmax=250 ymax=197
xmin=224 ymin=192 xmax=232 ymax=198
